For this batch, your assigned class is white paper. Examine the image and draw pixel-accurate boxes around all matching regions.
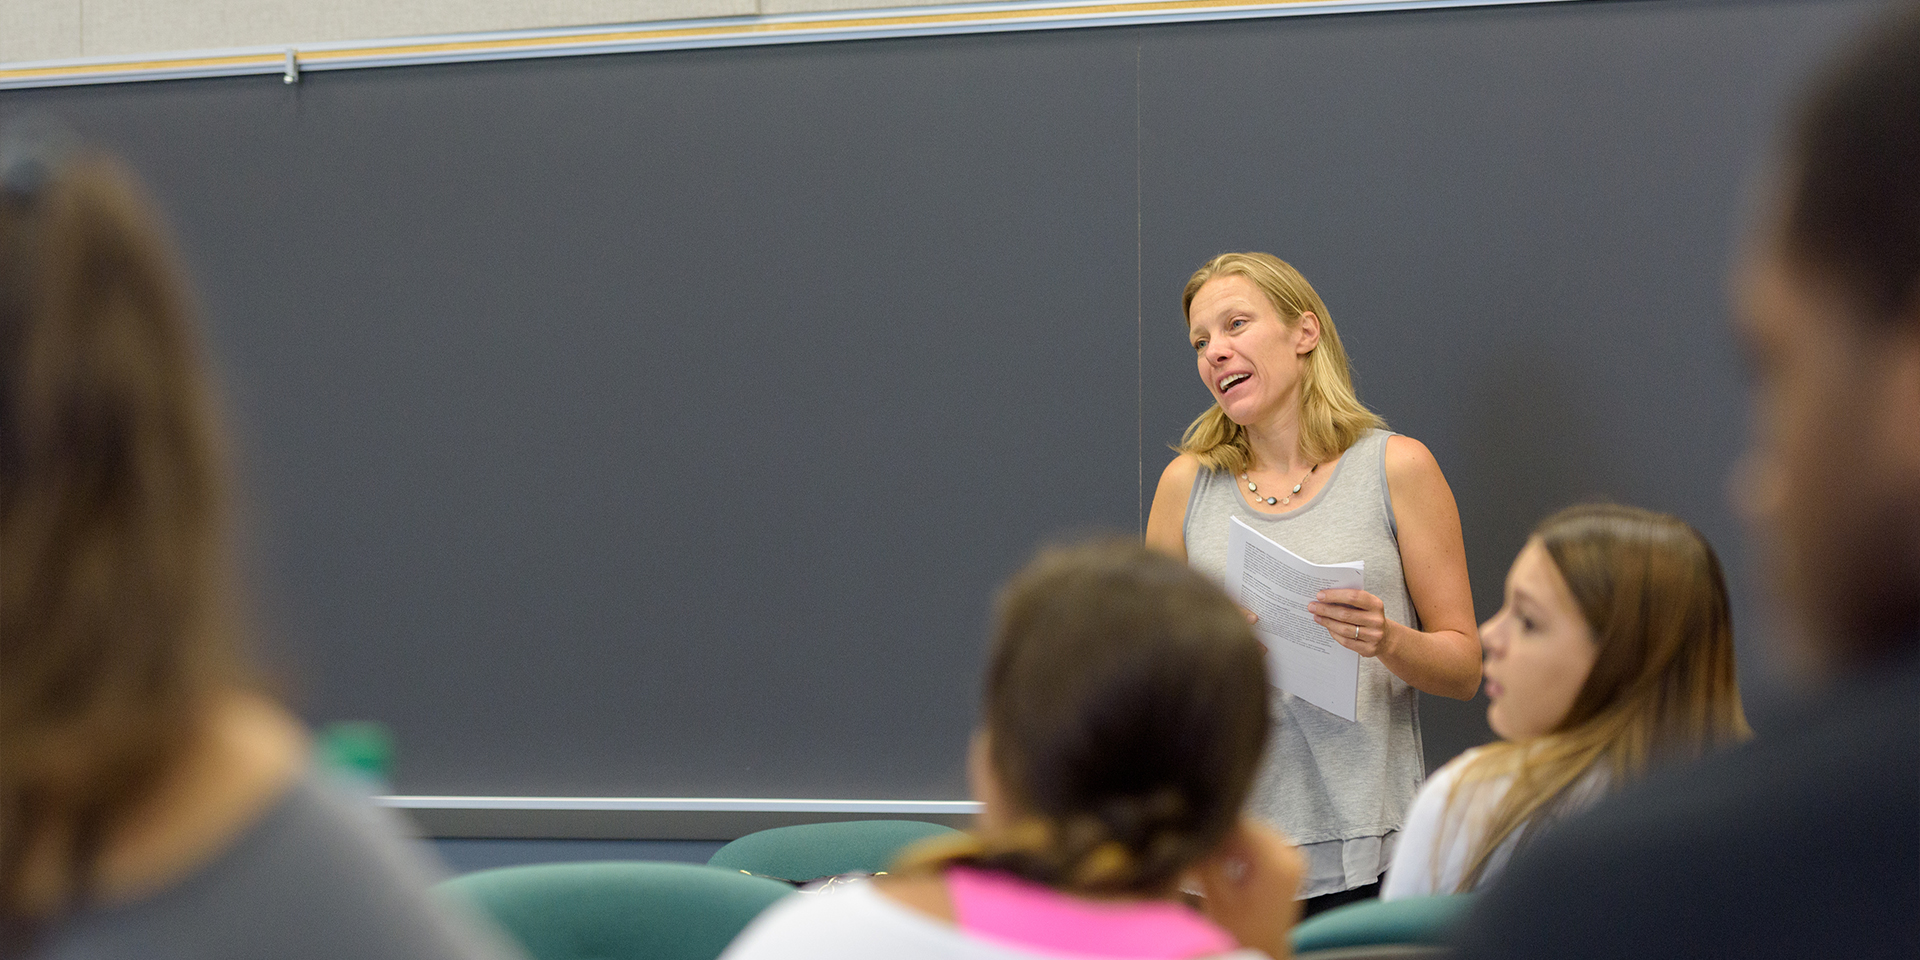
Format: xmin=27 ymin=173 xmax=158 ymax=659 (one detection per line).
xmin=1225 ymin=516 xmax=1364 ymax=722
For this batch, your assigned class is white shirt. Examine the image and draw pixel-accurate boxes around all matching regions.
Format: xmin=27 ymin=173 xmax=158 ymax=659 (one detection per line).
xmin=719 ymin=882 xmax=1266 ymax=960
xmin=1381 ymin=746 xmax=1608 ymax=900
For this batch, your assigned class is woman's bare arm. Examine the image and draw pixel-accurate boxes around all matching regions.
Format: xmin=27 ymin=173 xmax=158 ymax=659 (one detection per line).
xmin=1374 ymin=435 xmax=1481 ymax=699
xmin=1311 ymin=437 xmax=1480 ymax=698
xmin=1145 ymin=455 xmax=1201 ymax=561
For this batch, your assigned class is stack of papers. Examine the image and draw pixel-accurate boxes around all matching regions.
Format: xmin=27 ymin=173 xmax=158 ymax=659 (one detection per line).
xmin=1224 ymin=516 xmax=1364 ymax=722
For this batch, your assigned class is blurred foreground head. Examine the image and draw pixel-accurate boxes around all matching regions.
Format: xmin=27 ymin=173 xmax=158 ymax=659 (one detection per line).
xmin=918 ymin=540 xmax=1267 ymax=896
xmin=1736 ymin=2 xmax=1920 ymax=674
xmin=0 ymin=128 xmax=252 ymax=914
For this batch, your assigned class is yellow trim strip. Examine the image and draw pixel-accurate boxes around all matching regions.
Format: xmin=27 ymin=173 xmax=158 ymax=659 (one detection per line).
xmin=0 ymin=0 xmax=1565 ymax=87
xmin=295 ymin=0 xmax=1320 ymax=63
xmin=2 ymin=52 xmax=282 ymax=81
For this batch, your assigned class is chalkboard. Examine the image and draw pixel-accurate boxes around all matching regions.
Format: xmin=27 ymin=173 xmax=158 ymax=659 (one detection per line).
xmin=0 ymin=0 xmax=1878 ymax=801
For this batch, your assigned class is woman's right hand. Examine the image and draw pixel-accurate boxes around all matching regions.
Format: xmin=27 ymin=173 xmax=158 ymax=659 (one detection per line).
xmin=1236 ymin=605 xmax=1266 ymax=653
xmin=1194 ymin=817 xmax=1305 ymax=959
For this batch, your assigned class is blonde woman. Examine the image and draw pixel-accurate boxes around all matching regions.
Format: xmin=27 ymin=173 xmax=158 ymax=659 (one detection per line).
xmin=1145 ymin=253 xmax=1480 ymax=913
xmin=1382 ymin=504 xmax=1749 ymax=898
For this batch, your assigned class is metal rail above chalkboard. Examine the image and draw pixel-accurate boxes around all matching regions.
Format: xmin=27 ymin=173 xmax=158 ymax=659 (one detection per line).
xmin=378 ymin=796 xmax=983 ymax=839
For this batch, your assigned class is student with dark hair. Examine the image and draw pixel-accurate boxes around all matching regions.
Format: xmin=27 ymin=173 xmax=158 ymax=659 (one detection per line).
xmin=0 ymin=133 xmax=520 ymax=959
xmin=721 ymin=541 xmax=1306 ymax=960
xmin=1452 ymin=6 xmax=1920 ymax=957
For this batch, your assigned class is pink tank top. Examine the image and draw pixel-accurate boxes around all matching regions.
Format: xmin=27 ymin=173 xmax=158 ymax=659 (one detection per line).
xmin=945 ymin=867 xmax=1238 ymax=958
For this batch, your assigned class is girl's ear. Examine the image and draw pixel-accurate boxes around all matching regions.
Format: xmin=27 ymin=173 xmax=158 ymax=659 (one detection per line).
xmin=968 ymin=730 xmax=1008 ymax=830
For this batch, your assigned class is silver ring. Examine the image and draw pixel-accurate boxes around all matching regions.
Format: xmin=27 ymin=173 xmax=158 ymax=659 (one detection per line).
xmin=1354 ymin=625 xmax=1361 ymax=639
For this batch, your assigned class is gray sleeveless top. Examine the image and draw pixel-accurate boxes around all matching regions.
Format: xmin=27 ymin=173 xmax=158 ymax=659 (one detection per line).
xmin=1183 ymin=428 xmax=1424 ymax=897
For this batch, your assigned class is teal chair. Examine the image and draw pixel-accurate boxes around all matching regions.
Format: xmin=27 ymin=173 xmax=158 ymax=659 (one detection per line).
xmin=706 ymin=819 xmax=963 ymax=882
xmin=1291 ymin=895 xmax=1474 ymax=958
xmin=439 ymin=861 xmax=792 ymax=960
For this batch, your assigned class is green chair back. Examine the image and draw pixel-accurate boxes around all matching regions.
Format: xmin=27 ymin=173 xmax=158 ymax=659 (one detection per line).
xmin=1290 ymin=895 xmax=1475 ymax=954
xmin=439 ymin=860 xmax=792 ymax=960
xmin=706 ymin=819 xmax=963 ymax=882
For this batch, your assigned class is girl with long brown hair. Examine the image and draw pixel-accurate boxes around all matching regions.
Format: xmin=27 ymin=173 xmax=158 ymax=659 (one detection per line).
xmin=0 ymin=128 xmax=515 ymax=959
xmin=1381 ymin=504 xmax=1749 ymax=897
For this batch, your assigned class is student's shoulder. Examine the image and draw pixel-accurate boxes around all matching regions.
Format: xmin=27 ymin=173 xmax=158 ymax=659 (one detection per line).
xmin=1431 ymin=744 xmax=1491 ymax=781
xmin=48 ymin=771 xmax=524 ymax=960
xmin=721 ymin=888 xmax=876 ymax=959
xmin=1404 ymin=747 xmax=1496 ymax=840
xmin=721 ymin=883 xmax=959 ymax=960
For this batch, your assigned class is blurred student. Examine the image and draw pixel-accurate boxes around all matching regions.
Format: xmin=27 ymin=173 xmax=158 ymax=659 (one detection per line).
xmin=721 ymin=541 xmax=1306 ymax=960
xmin=1453 ymin=6 xmax=1920 ymax=957
xmin=1381 ymin=504 xmax=1747 ymax=898
xmin=0 ymin=131 xmax=520 ymax=959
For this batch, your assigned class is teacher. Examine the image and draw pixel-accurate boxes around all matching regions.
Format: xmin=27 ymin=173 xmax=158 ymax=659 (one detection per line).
xmin=1146 ymin=252 xmax=1480 ymax=913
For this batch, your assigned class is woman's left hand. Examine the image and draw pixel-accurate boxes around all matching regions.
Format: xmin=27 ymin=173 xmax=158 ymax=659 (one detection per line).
xmin=1308 ymin=589 xmax=1394 ymax=658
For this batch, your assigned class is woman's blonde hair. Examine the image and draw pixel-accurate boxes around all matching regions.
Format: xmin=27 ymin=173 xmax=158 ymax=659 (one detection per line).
xmin=1176 ymin=253 xmax=1384 ymax=473
xmin=0 ymin=141 xmax=251 ymax=921
xmin=1438 ymin=504 xmax=1750 ymax=891
xmin=898 ymin=540 xmax=1268 ymax=895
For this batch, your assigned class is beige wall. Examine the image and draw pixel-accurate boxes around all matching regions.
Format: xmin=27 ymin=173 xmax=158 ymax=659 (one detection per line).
xmin=1 ymin=0 xmax=967 ymax=64
xmin=2 ymin=0 xmax=82 ymax=63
